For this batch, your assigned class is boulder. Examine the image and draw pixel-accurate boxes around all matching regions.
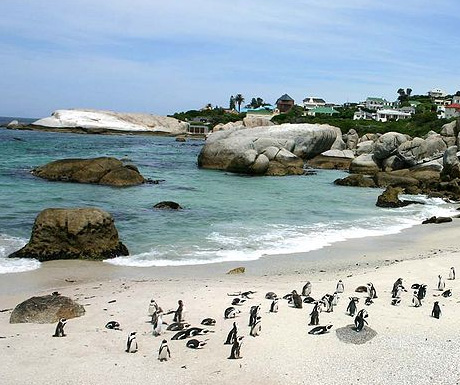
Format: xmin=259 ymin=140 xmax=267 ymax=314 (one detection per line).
xmin=212 ymin=121 xmax=243 ymax=133
xmin=349 ymin=154 xmax=380 ymax=175
xmin=330 ymin=126 xmax=346 ymax=150
xmin=396 ymin=136 xmax=446 ymax=168
xmin=8 ymin=208 xmax=129 ymax=261
xmin=334 ymin=174 xmax=376 ymax=188
xmin=373 ymin=132 xmax=408 ymax=160
xmin=6 ymin=120 xmax=20 ymax=128
xmin=422 ymin=216 xmax=453 ymax=224
xmin=376 ymin=186 xmax=421 ymax=208
xmin=374 ymin=171 xmax=420 ymax=190
xmin=440 ymin=120 xmax=457 ymax=137
xmin=32 ymin=157 xmax=145 ymax=187
xmin=10 ymin=294 xmax=85 ymax=324
xmin=356 ymin=140 xmax=375 ymax=156
xmin=345 ymin=129 xmax=359 ymax=150
xmin=153 ymin=201 xmax=183 ymax=210
xmin=227 ymin=267 xmax=245 ymax=274
xmin=381 ymin=155 xmax=406 ymax=171
xmin=198 ymin=123 xmax=337 ymax=175
xmin=243 ymin=116 xmax=274 ymax=128
xmin=359 ymin=133 xmax=380 ymax=142
xmin=31 ymin=109 xmax=188 ymax=135
xmin=307 ymin=150 xmax=354 ymax=170
xmin=441 ymin=146 xmax=460 ymax=179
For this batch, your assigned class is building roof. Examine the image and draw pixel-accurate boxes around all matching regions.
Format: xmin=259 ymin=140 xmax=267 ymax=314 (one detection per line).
xmin=367 ymin=97 xmax=388 ymax=103
xmin=303 ymin=97 xmax=326 ymax=104
xmin=377 ymin=109 xmax=411 ymax=116
xmin=310 ymin=107 xmax=339 ymax=114
xmin=445 ymin=103 xmax=460 ymax=109
xmin=276 ymin=94 xmax=294 ymax=103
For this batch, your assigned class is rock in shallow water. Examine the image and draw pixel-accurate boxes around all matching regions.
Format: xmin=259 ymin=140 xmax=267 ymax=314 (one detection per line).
xmin=8 ymin=208 xmax=129 ymax=261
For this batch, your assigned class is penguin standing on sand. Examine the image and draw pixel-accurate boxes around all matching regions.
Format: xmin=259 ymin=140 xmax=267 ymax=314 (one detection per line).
xmin=438 ymin=275 xmax=445 ymax=291
xmin=228 ymin=336 xmax=244 ymax=359
xmin=336 ymin=280 xmax=345 ymax=294
xmin=448 ymin=267 xmax=456 ymax=280
xmin=250 ymin=316 xmax=261 ymax=337
xmin=309 ymin=303 xmax=320 ymax=326
xmin=412 ymin=291 xmax=421 ymax=307
xmin=270 ymin=298 xmax=279 ymax=313
xmin=53 ymin=318 xmax=67 ymax=337
xmin=148 ymin=299 xmax=159 ymax=317
xmin=126 ymin=332 xmax=138 ymax=353
xmin=153 ymin=310 xmax=165 ymax=336
xmin=392 ymin=278 xmax=404 ymax=297
xmin=346 ymin=297 xmax=358 ymax=316
xmin=302 ymin=281 xmax=312 ymax=297
xmin=173 ymin=300 xmax=184 ymax=322
xmin=432 ymin=301 xmax=441 ymax=319
xmin=225 ymin=322 xmax=238 ymax=345
xmin=332 ymin=292 xmax=339 ymax=306
xmin=158 ymin=339 xmax=171 ymax=361
xmin=417 ymin=284 xmax=427 ymax=301
xmin=292 ymin=290 xmax=303 ymax=309
xmin=354 ymin=310 xmax=368 ymax=332
xmin=249 ymin=305 xmax=260 ymax=327
xmin=367 ymin=283 xmax=378 ymax=299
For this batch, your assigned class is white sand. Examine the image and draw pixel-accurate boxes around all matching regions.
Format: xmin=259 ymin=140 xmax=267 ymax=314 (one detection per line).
xmin=1 ymin=222 xmax=460 ymax=385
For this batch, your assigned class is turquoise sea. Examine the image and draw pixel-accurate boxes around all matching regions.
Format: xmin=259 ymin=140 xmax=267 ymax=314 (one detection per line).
xmin=0 ymin=126 xmax=457 ymax=274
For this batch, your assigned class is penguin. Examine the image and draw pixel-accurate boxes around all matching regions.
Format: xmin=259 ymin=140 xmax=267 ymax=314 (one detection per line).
xmin=367 ymin=283 xmax=378 ymax=299
xmin=393 ymin=285 xmax=404 ymax=299
xmin=448 ymin=267 xmax=456 ymax=280
xmin=308 ymin=324 xmax=333 ymax=335
xmin=437 ymin=275 xmax=445 ymax=291
xmin=173 ymin=300 xmax=184 ymax=322
xmin=224 ymin=307 xmax=240 ymax=319
xmin=186 ymin=327 xmax=213 ymax=337
xmin=105 ymin=321 xmax=121 ymax=330
xmin=225 ymin=322 xmax=238 ymax=345
xmin=432 ymin=301 xmax=441 ymax=319
xmin=283 ymin=293 xmax=293 ymax=302
xmin=250 ymin=316 xmax=261 ymax=337
xmin=291 ymin=290 xmax=302 ymax=309
xmin=302 ymin=281 xmax=312 ymax=297
xmin=354 ymin=310 xmax=368 ymax=332
xmin=249 ymin=305 xmax=260 ymax=327
xmin=201 ymin=318 xmax=216 ymax=326
xmin=332 ymin=292 xmax=339 ymax=306
xmin=228 ymin=336 xmax=243 ymax=359
xmin=153 ymin=311 xmax=165 ymax=336
xmin=232 ymin=298 xmax=246 ymax=306
xmin=321 ymin=294 xmax=333 ymax=313
xmin=166 ymin=322 xmax=190 ymax=331
xmin=186 ymin=339 xmax=207 ymax=349
xmin=417 ymin=284 xmax=427 ymax=301
xmin=346 ymin=297 xmax=358 ymax=316
xmin=240 ymin=291 xmax=256 ymax=299
xmin=364 ymin=297 xmax=374 ymax=306
xmin=391 ymin=298 xmax=401 ymax=306
xmin=303 ymin=296 xmax=316 ymax=304
xmin=336 ymin=280 xmax=344 ymax=294
xmin=171 ymin=330 xmax=189 ymax=340
xmin=125 ymin=332 xmax=138 ymax=353
xmin=158 ymin=339 xmax=171 ymax=361
xmin=53 ymin=318 xmax=67 ymax=337
xmin=411 ymin=283 xmax=420 ymax=290
xmin=412 ymin=291 xmax=421 ymax=307
xmin=392 ymin=278 xmax=404 ymax=297
xmin=270 ymin=298 xmax=279 ymax=313
xmin=148 ymin=299 xmax=159 ymax=317
xmin=309 ymin=303 xmax=320 ymax=326
xmin=441 ymin=289 xmax=452 ymax=298
xmin=265 ymin=292 xmax=277 ymax=300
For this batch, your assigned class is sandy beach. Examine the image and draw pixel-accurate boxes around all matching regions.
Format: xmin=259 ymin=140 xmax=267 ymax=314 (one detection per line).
xmin=1 ymin=221 xmax=460 ymax=385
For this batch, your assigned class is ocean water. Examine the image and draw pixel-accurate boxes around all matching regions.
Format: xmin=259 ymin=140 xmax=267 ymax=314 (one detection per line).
xmin=0 ymin=127 xmax=456 ymax=274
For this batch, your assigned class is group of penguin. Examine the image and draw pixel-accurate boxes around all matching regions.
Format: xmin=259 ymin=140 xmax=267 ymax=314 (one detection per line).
xmin=51 ymin=266 xmax=456 ymax=361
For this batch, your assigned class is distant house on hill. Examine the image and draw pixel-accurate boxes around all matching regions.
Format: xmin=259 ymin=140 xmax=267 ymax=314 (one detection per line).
xmin=245 ymin=105 xmax=276 ymax=118
xmin=353 ymin=109 xmax=376 ymax=121
xmin=376 ymin=109 xmax=412 ymax=122
xmin=276 ymin=94 xmax=295 ymax=113
xmin=365 ymin=97 xmax=393 ymax=110
xmin=303 ymin=97 xmax=326 ymax=111
xmin=307 ymin=106 xmax=339 ymax=117
xmin=444 ymin=104 xmax=460 ymax=119
xmin=453 ymin=95 xmax=460 ymax=105
xmin=428 ymin=88 xmax=447 ymax=98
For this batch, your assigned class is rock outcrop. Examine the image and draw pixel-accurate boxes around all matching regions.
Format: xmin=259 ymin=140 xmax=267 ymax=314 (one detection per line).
xmin=198 ymin=123 xmax=337 ymax=175
xmin=373 ymin=132 xmax=408 ymax=160
xmin=307 ymin=149 xmax=354 ymax=170
xmin=422 ymin=216 xmax=453 ymax=224
xmin=8 ymin=208 xmax=129 ymax=261
xmin=30 ymin=109 xmax=188 ymax=135
xmin=10 ymin=294 xmax=85 ymax=324
xmin=349 ymin=154 xmax=380 ymax=174
xmin=376 ymin=186 xmax=421 ymax=208
xmin=32 ymin=157 xmax=145 ymax=187
xmin=153 ymin=201 xmax=183 ymax=210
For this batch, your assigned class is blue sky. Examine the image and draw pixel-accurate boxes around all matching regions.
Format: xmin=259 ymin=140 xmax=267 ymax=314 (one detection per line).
xmin=0 ymin=0 xmax=459 ymax=118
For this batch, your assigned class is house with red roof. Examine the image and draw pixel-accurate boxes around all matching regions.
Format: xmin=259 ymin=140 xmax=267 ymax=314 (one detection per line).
xmin=444 ymin=103 xmax=460 ymax=119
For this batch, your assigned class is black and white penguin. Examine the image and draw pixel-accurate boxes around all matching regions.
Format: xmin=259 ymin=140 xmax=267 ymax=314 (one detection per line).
xmin=354 ymin=310 xmax=368 ymax=332
xmin=126 ymin=332 xmax=138 ymax=353
xmin=153 ymin=310 xmax=165 ymax=336
xmin=228 ymin=336 xmax=244 ymax=359
xmin=283 ymin=293 xmax=293 ymax=302
xmin=417 ymin=284 xmax=427 ymax=301
xmin=173 ymin=300 xmax=184 ymax=323
xmin=250 ymin=316 xmax=261 ymax=337
xmin=391 ymin=278 xmax=404 ymax=297
xmin=186 ymin=339 xmax=207 ymax=349
xmin=186 ymin=327 xmax=213 ymax=338
xmin=367 ymin=282 xmax=378 ymax=299
xmin=336 ymin=280 xmax=344 ymax=294
xmin=432 ymin=301 xmax=441 ymax=319
xmin=148 ymin=299 xmax=159 ymax=317
xmin=448 ymin=267 xmax=456 ymax=280
xmin=265 ymin=292 xmax=277 ymax=300
xmin=308 ymin=324 xmax=333 ymax=335
xmin=225 ymin=322 xmax=238 ymax=345
xmin=201 ymin=318 xmax=216 ymax=326
xmin=412 ymin=291 xmax=421 ymax=307
xmin=232 ymin=298 xmax=246 ymax=306
xmin=171 ymin=330 xmax=189 ymax=340
xmin=303 ymin=296 xmax=316 ymax=304
xmin=105 ymin=321 xmax=121 ymax=330
xmin=302 ymin=281 xmax=312 ymax=297
xmin=291 ymin=290 xmax=303 ymax=309
xmin=332 ymin=292 xmax=339 ymax=306
xmin=391 ymin=298 xmax=401 ymax=306
xmin=53 ymin=318 xmax=67 ymax=337
xmin=158 ymin=339 xmax=171 ymax=361
xmin=240 ymin=291 xmax=256 ymax=299
xmin=166 ymin=322 xmax=190 ymax=331
xmin=224 ymin=307 xmax=240 ymax=319
xmin=364 ymin=297 xmax=373 ymax=306
xmin=441 ymin=289 xmax=452 ymax=298
xmin=270 ymin=298 xmax=279 ymax=313
xmin=437 ymin=275 xmax=445 ymax=291
xmin=346 ymin=297 xmax=358 ymax=316
xmin=309 ymin=303 xmax=320 ymax=325
xmin=321 ymin=294 xmax=333 ymax=313
xmin=249 ymin=305 xmax=261 ymax=326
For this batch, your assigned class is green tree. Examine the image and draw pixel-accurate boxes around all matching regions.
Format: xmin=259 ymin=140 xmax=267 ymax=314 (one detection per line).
xmin=234 ymin=94 xmax=245 ymax=112
xmin=229 ymin=95 xmax=235 ymax=110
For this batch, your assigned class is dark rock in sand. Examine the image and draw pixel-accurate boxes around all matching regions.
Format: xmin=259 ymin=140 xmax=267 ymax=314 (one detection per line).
xmin=422 ymin=216 xmax=453 ymax=224
xmin=336 ymin=325 xmax=377 ymax=344
xmin=153 ymin=201 xmax=183 ymax=210
xmin=8 ymin=208 xmax=129 ymax=261
xmin=32 ymin=157 xmax=145 ymax=187
xmin=10 ymin=294 xmax=85 ymax=324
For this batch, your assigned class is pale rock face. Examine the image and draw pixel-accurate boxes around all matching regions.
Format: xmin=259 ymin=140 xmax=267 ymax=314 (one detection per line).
xmin=397 ymin=136 xmax=447 ymax=168
xmin=345 ymin=129 xmax=359 ymax=150
xmin=440 ymin=120 xmax=457 ymax=137
xmin=243 ymin=116 xmax=274 ymax=128
xmin=349 ymin=154 xmax=380 ymax=174
xmin=212 ymin=121 xmax=244 ymax=133
xmin=373 ymin=132 xmax=408 ymax=160
xmin=330 ymin=126 xmax=346 ymax=150
xmin=356 ymin=140 xmax=375 ymax=155
xmin=32 ymin=109 xmax=188 ymax=134
xmin=321 ymin=149 xmax=355 ymax=159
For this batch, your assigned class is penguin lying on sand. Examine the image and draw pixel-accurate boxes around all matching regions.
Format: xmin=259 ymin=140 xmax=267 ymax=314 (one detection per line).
xmin=308 ymin=324 xmax=333 ymax=335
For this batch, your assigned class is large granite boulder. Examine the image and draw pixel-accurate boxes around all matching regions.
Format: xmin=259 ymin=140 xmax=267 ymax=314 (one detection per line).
xmin=307 ymin=149 xmax=354 ymax=170
xmin=396 ymin=136 xmax=446 ymax=168
xmin=440 ymin=121 xmax=458 ymax=147
xmin=349 ymin=154 xmax=380 ymax=174
xmin=330 ymin=127 xmax=346 ymax=150
xmin=8 ymin=208 xmax=129 ymax=261
xmin=376 ymin=186 xmax=420 ymax=208
xmin=334 ymin=174 xmax=376 ymax=188
xmin=373 ymin=132 xmax=408 ymax=160
xmin=441 ymin=146 xmax=460 ymax=179
xmin=198 ymin=123 xmax=337 ymax=175
xmin=356 ymin=140 xmax=375 ymax=155
xmin=31 ymin=109 xmax=188 ymax=135
xmin=10 ymin=294 xmax=85 ymax=324
xmin=345 ymin=129 xmax=359 ymax=150
xmin=32 ymin=157 xmax=145 ymax=187
xmin=212 ymin=121 xmax=243 ymax=133
xmin=242 ymin=116 xmax=274 ymax=128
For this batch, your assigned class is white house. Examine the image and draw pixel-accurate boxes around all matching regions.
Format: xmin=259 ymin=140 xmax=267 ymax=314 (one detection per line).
xmin=453 ymin=95 xmax=460 ymax=104
xmin=376 ymin=109 xmax=412 ymax=122
xmin=303 ymin=97 xmax=326 ymax=110
xmin=444 ymin=104 xmax=460 ymax=119
xmin=428 ymin=88 xmax=447 ymax=98
xmin=365 ymin=97 xmax=393 ymax=110
xmin=353 ymin=109 xmax=376 ymax=121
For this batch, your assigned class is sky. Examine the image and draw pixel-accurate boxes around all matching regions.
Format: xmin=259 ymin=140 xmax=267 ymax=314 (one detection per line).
xmin=0 ymin=0 xmax=459 ymax=118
